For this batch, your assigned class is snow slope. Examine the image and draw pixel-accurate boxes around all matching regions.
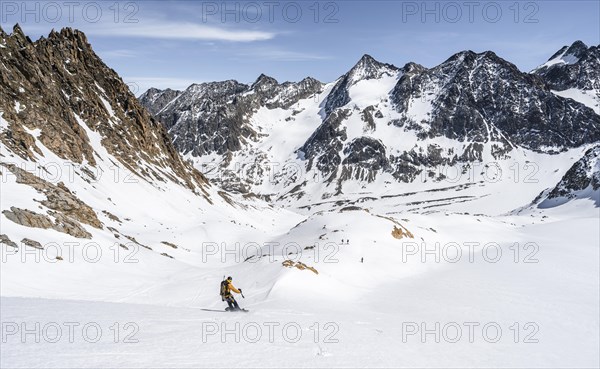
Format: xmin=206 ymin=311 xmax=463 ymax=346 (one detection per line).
xmin=1 ymin=202 xmax=598 ymax=368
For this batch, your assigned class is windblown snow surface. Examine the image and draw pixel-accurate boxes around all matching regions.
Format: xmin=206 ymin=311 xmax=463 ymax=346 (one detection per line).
xmin=1 ymin=201 xmax=598 ymax=368
xmin=1 ymin=78 xmax=599 ymax=369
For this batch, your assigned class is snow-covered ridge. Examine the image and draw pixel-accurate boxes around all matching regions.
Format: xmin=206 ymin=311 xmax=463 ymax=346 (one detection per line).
xmin=533 ymin=40 xmax=590 ymax=71
xmin=141 ymin=46 xmax=600 ymax=209
xmin=0 ymin=24 xmax=293 ymax=267
xmin=532 ymin=40 xmax=600 ymax=113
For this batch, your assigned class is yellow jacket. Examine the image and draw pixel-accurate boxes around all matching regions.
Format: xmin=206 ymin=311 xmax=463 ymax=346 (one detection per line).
xmin=226 ymin=281 xmax=240 ymax=295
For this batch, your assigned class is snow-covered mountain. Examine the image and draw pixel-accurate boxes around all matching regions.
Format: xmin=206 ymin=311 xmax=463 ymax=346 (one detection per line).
xmin=0 ymin=24 xmax=427 ymax=307
xmin=0 ymin=24 xmax=297 ymax=270
xmin=139 ymin=76 xmax=323 ymax=157
xmin=140 ymin=46 xmax=600 ymax=210
xmin=533 ymin=40 xmax=600 ymax=113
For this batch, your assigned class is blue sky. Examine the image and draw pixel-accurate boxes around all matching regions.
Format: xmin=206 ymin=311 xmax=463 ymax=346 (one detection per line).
xmin=1 ymin=1 xmax=598 ymax=94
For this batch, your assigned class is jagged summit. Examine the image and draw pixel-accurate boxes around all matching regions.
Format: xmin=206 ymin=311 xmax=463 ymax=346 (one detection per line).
xmin=546 ymin=40 xmax=589 ymax=63
xmin=441 ymin=49 xmax=517 ymax=70
xmin=534 ymin=40 xmax=597 ymax=74
xmin=251 ymin=73 xmax=279 ymax=91
xmin=353 ymin=53 xmax=395 ymax=68
xmin=4 ymin=24 xmax=89 ymax=45
xmin=322 ymin=54 xmax=400 ymax=116
xmin=400 ymin=61 xmax=426 ymax=73
xmin=187 ymin=79 xmax=246 ymax=93
xmin=138 ymin=73 xmax=323 ymax=158
xmin=139 ymin=39 xmax=599 ymax=196
xmin=4 ymin=23 xmax=30 ymax=44
xmin=346 ymin=53 xmax=399 ymax=83
xmin=11 ymin=23 xmax=25 ymax=36
xmin=0 ymin=26 xmax=207 ymax=192
xmin=532 ymin=40 xmax=600 ymax=102
xmin=299 ymin=76 xmax=321 ymax=84
xmin=253 ymin=73 xmax=277 ymax=82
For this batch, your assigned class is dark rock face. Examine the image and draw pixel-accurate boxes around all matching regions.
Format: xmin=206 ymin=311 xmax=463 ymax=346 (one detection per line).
xmin=0 ymin=163 xmax=102 ymax=230
xmin=390 ymin=50 xmax=600 ymax=151
xmin=340 ymin=137 xmax=389 ymax=182
xmin=361 ymin=106 xmax=377 ymax=132
xmin=546 ymin=145 xmax=600 ymax=199
xmin=0 ymin=24 xmax=207 ymax=192
xmin=138 ymin=88 xmax=182 ymax=115
xmin=265 ymin=76 xmax=323 ymax=110
xmin=156 ymin=80 xmax=253 ymax=157
xmin=299 ymin=109 xmax=350 ymax=181
xmin=533 ymin=41 xmax=600 ymax=92
xmin=139 ymin=75 xmax=323 ymax=157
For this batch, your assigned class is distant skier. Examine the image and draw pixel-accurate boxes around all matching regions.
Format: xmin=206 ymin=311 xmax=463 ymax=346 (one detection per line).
xmin=220 ymin=276 xmax=243 ymax=312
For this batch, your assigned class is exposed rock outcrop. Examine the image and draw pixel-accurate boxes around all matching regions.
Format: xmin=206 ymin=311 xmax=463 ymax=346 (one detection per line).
xmin=0 ymin=24 xmax=208 ymax=194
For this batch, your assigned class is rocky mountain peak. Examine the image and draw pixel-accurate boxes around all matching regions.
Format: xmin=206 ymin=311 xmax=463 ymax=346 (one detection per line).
xmin=537 ymin=40 xmax=595 ymax=70
xmin=323 ymin=54 xmax=399 ymax=117
xmin=354 ymin=53 xmax=378 ymax=68
xmin=533 ymin=40 xmax=600 ymax=94
xmin=0 ymin=26 xmax=208 ymax=193
xmin=57 ymin=26 xmax=87 ymax=42
xmin=11 ymin=23 xmax=26 ymax=38
xmin=186 ymin=80 xmax=248 ymax=99
xmin=138 ymin=88 xmax=182 ymax=115
xmin=143 ymin=87 xmax=163 ymax=96
xmin=4 ymin=23 xmax=32 ymax=46
xmin=251 ymin=73 xmax=279 ymax=92
xmin=551 ymin=40 xmax=589 ymax=62
xmin=402 ymin=62 xmax=426 ymax=73
xmin=299 ymin=76 xmax=321 ymax=85
xmin=442 ymin=49 xmax=516 ymax=74
xmin=390 ymin=46 xmax=599 ymax=152
xmin=347 ymin=53 xmax=398 ymax=83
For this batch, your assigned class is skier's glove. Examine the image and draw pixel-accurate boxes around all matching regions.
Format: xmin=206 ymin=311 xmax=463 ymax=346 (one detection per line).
xmin=239 ymin=289 xmax=242 ymax=293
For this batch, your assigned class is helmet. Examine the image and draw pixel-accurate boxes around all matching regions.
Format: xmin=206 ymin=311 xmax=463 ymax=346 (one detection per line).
xmin=227 ymin=276 xmax=232 ymax=281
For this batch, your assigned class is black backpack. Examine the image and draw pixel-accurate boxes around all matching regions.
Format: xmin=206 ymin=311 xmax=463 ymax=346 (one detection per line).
xmin=219 ymin=280 xmax=228 ymax=297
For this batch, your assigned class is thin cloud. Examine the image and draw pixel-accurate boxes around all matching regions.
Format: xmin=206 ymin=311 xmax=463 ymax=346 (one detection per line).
xmin=234 ymin=48 xmax=332 ymax=61
xmin=99 ymin=49 xmax=138 ymax=58
xmin=88 ymin=21 xmax=275 ymax=42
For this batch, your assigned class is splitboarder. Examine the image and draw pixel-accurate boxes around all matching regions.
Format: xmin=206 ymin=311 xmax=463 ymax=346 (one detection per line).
xmin=220 ymin=276 xmax=243 ymax=312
